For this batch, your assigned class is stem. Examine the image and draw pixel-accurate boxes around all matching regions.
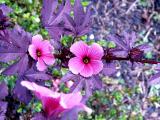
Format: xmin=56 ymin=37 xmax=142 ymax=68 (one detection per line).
xmin=54 ymin=49 xmax=160 ymax=65
xmin=104 ymin=55 xmax=160 ymax=64
xmin=134 ymin=59 xmax=159 ymax=64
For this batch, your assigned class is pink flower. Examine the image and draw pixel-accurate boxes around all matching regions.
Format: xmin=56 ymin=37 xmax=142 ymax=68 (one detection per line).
xmin=69 ymin=41 xmax=104 ymax=77
xmin=52 ymin=79 xmax=60 ymax=92
xmin=66 ymin=81 xmax=74 ymax=88
xmin=28 ymin=34 xmax=55 ymax=71
xmin=21 ymin=81 xmax=92 ymax=117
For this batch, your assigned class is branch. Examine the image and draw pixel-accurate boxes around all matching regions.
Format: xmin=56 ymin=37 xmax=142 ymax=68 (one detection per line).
xmin=54 ymin=48 xmax=160 ymax=65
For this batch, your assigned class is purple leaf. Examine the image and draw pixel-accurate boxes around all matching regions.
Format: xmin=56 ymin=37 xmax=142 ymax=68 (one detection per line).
xmin=61 ymin=72 xmax=77 ymax=83
xmin=41 ymin=0 xmax=58 ymax=26
xmin=136 ymin=43 xmax=152 ymax=53
xmin=90 ymin=75 xmax=103 ymax=89
xmin=0 ymin=4 xmax=12 ymax=15
xmin=0 ymin=26 xmax=33 ymax=76
xmin=0 ymin=26 xmax=31 ymax=62
xmin=82 ymin=4 xmax=92 ymax=28
xmin=108 ymin=35 xmax=128 ymax=50
xmin=0 ymin=4 xmax=12 ymax=30
xmin=102 ymin=62 xmax=117 ymax=76
xmin=123 ymin=32 xmax=136 ymax=48
xmin=149 ymin=72 xmax=160 ymax=85
xmin=41 ymin=0 xmax=71 ymax=26
xmin=52 ymin=0 xmax=71 ymax=25
xmin=82 ymin=76 xmax=103 ymax=102
xmin=32 ymin=113 xmax=46 ymax=120
xmin=84 ymin=80 xmax=92 ymax=100
xmin=111 ymin=48 xmax=128 ymax=57
xmin=13 ymin=66 xmax=50 ymax=103
xmin=13 ymin=78 xmax=32 ymax=103
xmin=0 ymin=101 xmax=7 ymax=120
xmin=63 ymin=1 xmax=92 ymax=37
xmin=41 ymin=0 xmax=71 ymax=41
xmin=155 ymin=63 xmax=160 ymax=71
xmin=70 ymin=78 xmax=84 ymax=93
xmin=50 ymin=39 xmax=62 ymax=49
xmin=25 ymin=68 xmax=52 ymax=80
xmin=2 ymin=54 xmax=29 ymax=76
xmin=0 ymin=82 xmax=8 ymax=100
xmin=61 ymin=107 xmax=80 ymax=120
xmin=8 ymin=25 xmax=31 ymax=49
xmin=46 ymin=25 xmax=63 ymax=41
xmin=74 ymin=0 xmax=85 ymax=26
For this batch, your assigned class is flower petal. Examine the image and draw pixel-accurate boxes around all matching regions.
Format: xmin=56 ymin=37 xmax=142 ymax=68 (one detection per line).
xmin=79 ymin=103 xmax=92 ymax=114
xmin=87 ymin=43 xmax=104 ymax=60
xmin=60 ymin=92 xmax=82 ymax=109
xmin=28 ymin=45 xmax=37 ymax=60
xmin=21 ymin=81 xmax=61 ymax=116
xmin=32 ymin=34 xmax=43 ymax=44
xmin=21 ymin=81 xmax=60 ymax=98
xmin=42 ymin=97 xmax=62 ymax=116
xmin=42 ymin=54 xmax=55 ymax=65
xmin=70 ymin=41 xmax=88 ymax=57
xmin=68 ymin=57 xmax=84 ymax=74
xmin=36 ymin=58 xmax=47 ymax=71
xmin=80 ymin=64 xmax=93 ymax=77
xmin=41 ymin=40 xmax=54 ymax=54
xmin=90 ymin=60 xmax=103 ymax=75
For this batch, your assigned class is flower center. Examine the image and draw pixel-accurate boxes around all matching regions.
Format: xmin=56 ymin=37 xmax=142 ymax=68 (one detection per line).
xmin=36 ymin=49 xmax=42 ymax=57
xmin=83 ymin=56 xmax=90 ymax=64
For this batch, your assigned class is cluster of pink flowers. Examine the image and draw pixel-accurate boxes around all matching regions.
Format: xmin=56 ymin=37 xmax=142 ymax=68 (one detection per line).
xmin=29 ymin=36 xmax=104 ymax=77
xmin=26 ymin=36 xmax=104 ymax=117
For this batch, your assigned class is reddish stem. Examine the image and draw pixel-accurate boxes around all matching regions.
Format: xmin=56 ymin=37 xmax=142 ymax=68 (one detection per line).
xmin=54 ymin=48 xmax=160 ymax=65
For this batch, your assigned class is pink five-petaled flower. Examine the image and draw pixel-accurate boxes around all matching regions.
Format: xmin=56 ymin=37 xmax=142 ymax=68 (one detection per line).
xmin=28 ymin=34 xmax=55 ymax=71
xmin=21 ymin=81 xmax=92 ymax=118
xmin=69 ymin=41 xmax=104 ymax=77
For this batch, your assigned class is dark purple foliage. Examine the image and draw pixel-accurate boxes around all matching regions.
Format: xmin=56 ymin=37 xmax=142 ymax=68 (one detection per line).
xmin=0 ymin=25 xmax=52 ymax=103
xmin=63 ymin=0 xmax=92 ymax=37
xmin=0 ymin=82 xmax=8 ymax=120
xmin=13 ymin=77 xmax=32 ymax=103
xmin=60 ymin=107 xmax=81 ymax=120
xmin=149 ymin=64 xmax=160 ymax=85
xmin=102 ymin=62 xmax=117 ymax=76
xmin=149 ymin=72 xmax=160 ymax=85
xmin=61 ymin=72 xmax=102 ymax=101
xmin=108 ymin=32 xmax=151 ymax=58
xmin=0 ymin=82 xmax=8 ymax=99
xmin=0 ymin=101 xmax=7 ymax=120
xmin=0 ymin=4 xmax=12 ymax=15
xmin=32 ymin=107 xmax=83 ymax=120
xmin=41 ymin=0 xmax=71 ymax=41
xmin=32 ymin=113 xmax=46 ymax=120
xmin=0 ymin=25 xmax=32 ymax=76
xmin=0 ymin=4 xmax=12 ymax=30
xmin=13 ymin=66 xmax=52 ymax=103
